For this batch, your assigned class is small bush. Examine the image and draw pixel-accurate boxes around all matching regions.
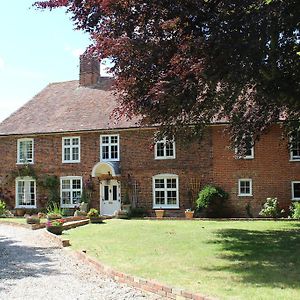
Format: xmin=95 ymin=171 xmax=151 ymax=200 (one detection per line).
xmin=196 ymin=185 xmax=228 ymax=218
xmin=290 ymin=202 xmax=300 ymax=219
xmin=0 ymin=200 xmax=6 ymax=216
xmin=87 ymin=208 xmax=99 ymax=218
xmin=196 ymin=185 xmax=228 ymax=209
xmin=259 ymin=197 xmax=283 ymax=218
xmin=128 ymin=207 xmax=147 ymax=218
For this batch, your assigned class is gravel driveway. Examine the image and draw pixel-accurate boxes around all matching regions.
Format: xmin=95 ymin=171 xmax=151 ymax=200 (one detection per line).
xmin=0 ymin=224 xmax=162 ymax=300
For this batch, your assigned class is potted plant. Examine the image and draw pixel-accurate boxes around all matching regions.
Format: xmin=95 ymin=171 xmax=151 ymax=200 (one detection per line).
xmin=87 ymin=208 xmax=103 ymax=224
xmin=46 ymin=203 xmax=63 ymax=220
xmin=155 ymin=208 xmax=164 ymax=218
xmin=15 ymin=208 xmax=26 ymax=217
xmin=46 ymin=219 xmax=65 ymax=235
xmin=26 ymin=215 xmax=41 ymax=224
xmin=185 ymin=208 xmax=194 ymax=219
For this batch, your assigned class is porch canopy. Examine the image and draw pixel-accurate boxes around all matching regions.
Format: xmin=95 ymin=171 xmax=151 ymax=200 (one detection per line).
xmin=91 ymin=161 xmax=120 ymax=180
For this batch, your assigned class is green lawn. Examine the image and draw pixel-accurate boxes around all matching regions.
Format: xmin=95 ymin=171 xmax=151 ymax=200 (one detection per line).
xmin=64 ymin=220 xmax=300 ymax=300
xmin=0 ymin=217 xmax=27 ymax=224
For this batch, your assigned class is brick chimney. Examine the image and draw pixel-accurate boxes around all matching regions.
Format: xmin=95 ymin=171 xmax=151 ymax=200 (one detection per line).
xmin=79 ymin=54 xmax=100 ymax=87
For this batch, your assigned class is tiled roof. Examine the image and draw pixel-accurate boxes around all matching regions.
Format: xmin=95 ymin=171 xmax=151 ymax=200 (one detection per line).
xmin=0 ymin=79 xmax=140 ymax=136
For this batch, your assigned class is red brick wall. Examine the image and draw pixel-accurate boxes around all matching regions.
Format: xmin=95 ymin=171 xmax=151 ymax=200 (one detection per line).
xmin=0 ymin=125 xmax=298 ymax=217
xmin=212 ymin=124 xmax=300 ymax=217
xmin=0 ymin=128 xmax=213 ymax=216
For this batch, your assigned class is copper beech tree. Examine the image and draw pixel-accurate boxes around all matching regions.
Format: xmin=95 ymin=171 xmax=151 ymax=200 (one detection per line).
xmin=34 ymin=0 xmax=300 ymax=148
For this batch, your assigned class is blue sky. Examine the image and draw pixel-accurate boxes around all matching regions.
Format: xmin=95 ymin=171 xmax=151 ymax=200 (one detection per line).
xmin=0 ymin=1 xmax=101 ymax=122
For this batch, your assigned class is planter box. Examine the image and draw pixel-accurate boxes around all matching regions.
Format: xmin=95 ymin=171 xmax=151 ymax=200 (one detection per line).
xmin=89 ymin=217 xmax=103 ymax=224
xmin=47 ymin=215 xmax=62 ymax=221
xmin=26 ymin=217 xmax=41 ymax=225
xmin=46 ymin=226 xmax=63 ymax=235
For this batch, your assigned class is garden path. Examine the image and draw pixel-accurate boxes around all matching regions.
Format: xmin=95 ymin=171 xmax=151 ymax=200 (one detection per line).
xmin=0 ymin=224 xmax=161 ymax=300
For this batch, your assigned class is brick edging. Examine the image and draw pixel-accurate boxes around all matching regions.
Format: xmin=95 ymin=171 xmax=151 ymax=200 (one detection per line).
xmin=67 ymin=249 xmax=214 ymax=300
xmin=144 ymin=217 xmax=300 ymax=221
xmin=43 ymin=229 xmax=71 ymax=247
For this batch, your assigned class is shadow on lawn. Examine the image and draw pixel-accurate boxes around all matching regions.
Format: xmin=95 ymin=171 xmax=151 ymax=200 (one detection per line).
xmin=0 ymin=236 xmax=61 ymax=293
xmin=207 ymin=227 xmax=300 ymax=288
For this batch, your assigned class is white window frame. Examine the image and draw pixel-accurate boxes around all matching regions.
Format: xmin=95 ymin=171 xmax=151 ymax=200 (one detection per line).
xmin=152 ymin=174 xmax=179 ymax=209
xmin=154 ymin=138 xmax=176 ymax=160
xmin=290 ymin=132 xmax=300 ymax=161
xmin=62 ymin=137 xmax=81 ymax=163
xmin=292 ymin=181 xmax=300 ymax=200
xmin=17 ymin=138 xmax=34 ymax=164
xmin=238 ymin=178 xmax=253 ymax=197
xmin=100 ymin=134 xmax=120 ymax=162
xmin=235 ymin=136 xmax=254 ymax=159
xmin=60 ymin=176 xmax=82 ymax=208
xmin=15 ymin=177 xmax=36 ymax=208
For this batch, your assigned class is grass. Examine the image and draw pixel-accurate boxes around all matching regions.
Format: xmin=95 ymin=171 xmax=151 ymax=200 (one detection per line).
xmin=0 ymin=217 xmax=47 ymax=224
xmin=65 ymin=220 xmax=300 ymax=299
xmin=0 ymin=217 xmax=27 ymax=224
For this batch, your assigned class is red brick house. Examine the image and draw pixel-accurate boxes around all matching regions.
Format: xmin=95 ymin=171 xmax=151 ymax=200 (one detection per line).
xmin=0 ymin=57 xmax=299 ymax=217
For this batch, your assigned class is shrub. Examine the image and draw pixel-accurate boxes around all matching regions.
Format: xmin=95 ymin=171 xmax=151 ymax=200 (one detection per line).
xmin=290 ymin=202 xmax=300 ymax=219
xmin=196 ymin=185 xmax=228 ymax=209
xmin=87 ymin=208 xmax=99 ymax=218
xmin=0 ymin=200 xmax=6 ymax=216
xmin=129 ymin=207 xmax=147 ymax=218
xmin=259 ymin=197 xmax=283 ymax=218
xmin=196 ymin=185 xmax=228 ymax=218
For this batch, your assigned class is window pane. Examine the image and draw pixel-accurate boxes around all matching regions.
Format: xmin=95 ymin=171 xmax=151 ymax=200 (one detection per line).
xmin=72 ymin=191 xmax=81 ymax=204
xmin=155 ymin=179 xmax=164 ymax=189
xmin=102 ymin=136 xmax=109 ymax=144
xmin=156 ymin=142 xmax=164 ymax=157
xmin=112 ymin=185 xmax=118 ymax=201
xmin=62 ymin=180 xmax=70 ymax=190
xmin=167 ymin=191 xmax=177 ymax=205
xmin=240 ymin=180 xmax=250 ymax=194
xmin=155 ymin=191 xmax=165 ymax=205
xmin=111 ymin=145 xmax=118 ymax=159
xmin=104 ymin=185 xmax=109 ymax=201
xmin=111 ymin=136 xmax=118 ymax=144
xmin=72 ymin=148 xmax=79 ymax=161
xmin=291 ymin=132 xmax=300 ymax=158
xmin=294 ymin=183 xmax=300 ymax=198
xmin=62 ymin=191 xmax=71 ymax=204
xmin=102 ymin=145 xmax=109 ymax=159
xmin=167 ymin=178 xmax=176 ymax=189
xmin=72 ymin=138 xmax=79 ymax=145
xmin=64 ymin=148 xmax=70 ymax=161
xmin=64 ymin=139 xmax=70 ymax=146
xmin=72 ymin=179 xmax=81 ymax=189
xmin=165 ymin=142 xmax=174 ymax=157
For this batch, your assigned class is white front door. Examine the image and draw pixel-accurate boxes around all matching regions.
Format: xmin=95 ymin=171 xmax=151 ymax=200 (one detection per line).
xmin=100 ymin=180 xmax=121 ymax=216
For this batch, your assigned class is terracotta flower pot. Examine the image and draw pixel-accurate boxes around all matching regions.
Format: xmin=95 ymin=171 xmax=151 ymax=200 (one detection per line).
xmin=185 ymin=211 xmax=194 ymax=219
xmin=155 ymin=209 xmax=164 ymax=218
xmin=15 ymin=208 xmax=26 ymax=217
